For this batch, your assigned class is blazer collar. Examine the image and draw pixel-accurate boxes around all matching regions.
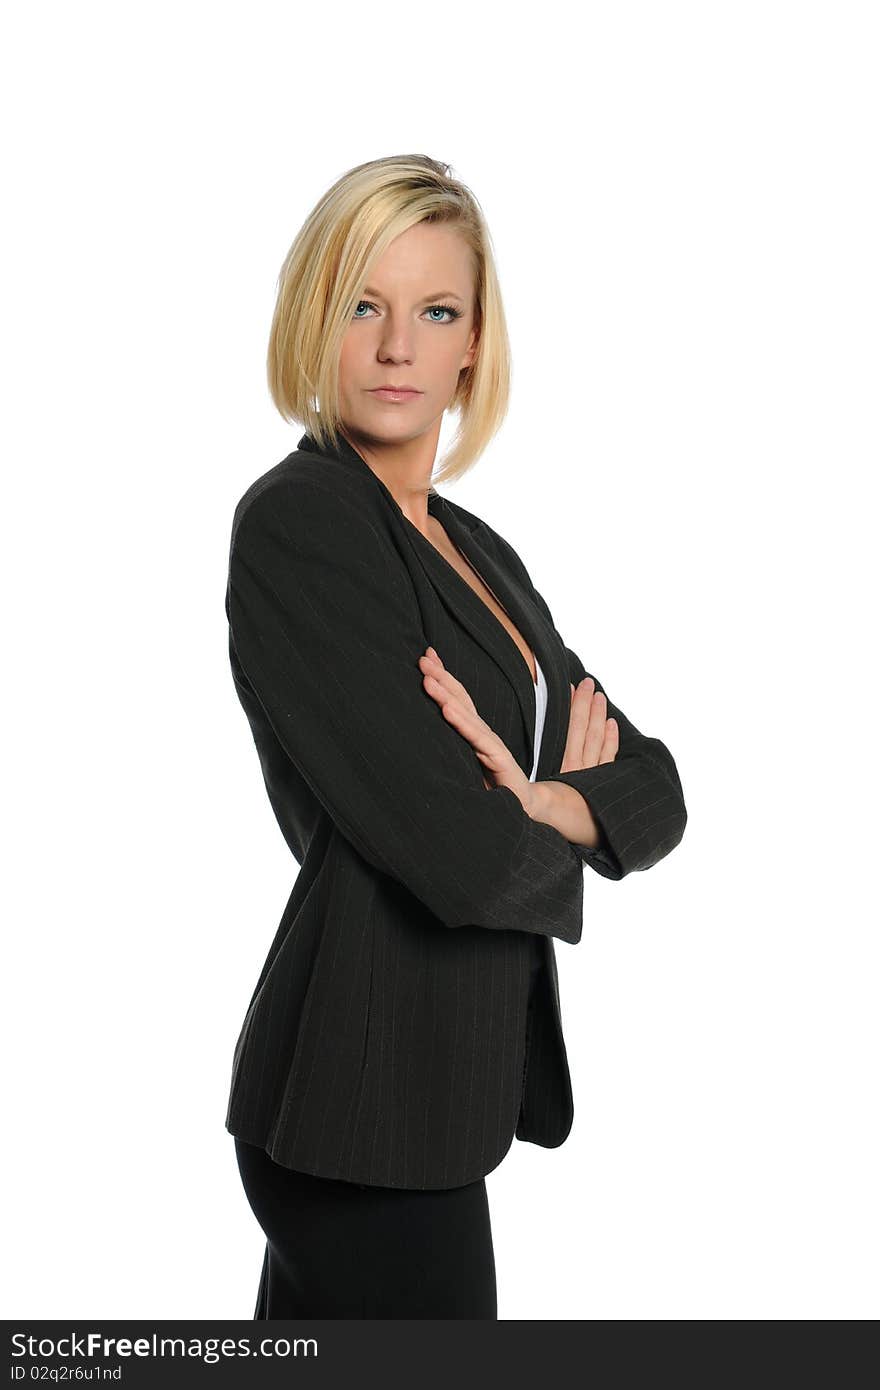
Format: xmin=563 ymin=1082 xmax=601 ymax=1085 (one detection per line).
xmin=296 ymin=429 xmax=570 ymax=780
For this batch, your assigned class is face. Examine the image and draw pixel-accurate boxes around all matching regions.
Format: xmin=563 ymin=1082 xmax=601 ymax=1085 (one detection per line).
xmin=337 ymin=221 xmax=478 ymax=452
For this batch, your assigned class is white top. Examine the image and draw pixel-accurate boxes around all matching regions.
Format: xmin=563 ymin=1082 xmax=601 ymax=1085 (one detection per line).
xmin=529 ymin=653 xmax=548 ymax=782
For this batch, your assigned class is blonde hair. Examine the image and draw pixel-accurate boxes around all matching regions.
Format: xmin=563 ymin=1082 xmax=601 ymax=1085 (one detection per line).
xmin=267 ymin=154 xmax=511 ymax=485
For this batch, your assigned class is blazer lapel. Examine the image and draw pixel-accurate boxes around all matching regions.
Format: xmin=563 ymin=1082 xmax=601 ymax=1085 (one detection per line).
xmin=423 ymin=497 xmax=570 ymax=782
xmin=297 ymin=429 xmax=570 ymax=781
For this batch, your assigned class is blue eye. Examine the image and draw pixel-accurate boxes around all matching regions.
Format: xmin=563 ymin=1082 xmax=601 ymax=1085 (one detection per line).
xmin=353 ymin=300 xmax=463 ymax=323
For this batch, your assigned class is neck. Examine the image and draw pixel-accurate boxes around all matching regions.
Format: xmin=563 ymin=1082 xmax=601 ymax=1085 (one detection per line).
xmin=339 ymin=422 xmax=439 ymax=529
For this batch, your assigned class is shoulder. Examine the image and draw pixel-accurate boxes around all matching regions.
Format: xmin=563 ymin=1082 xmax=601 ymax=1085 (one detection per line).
xmin=230 ymin=449 xmax=386 ymax=554
xmin=438 ymin=494 xmax=537 ymax=595
xmin=227 ymin=451 xmax=418 ymax=618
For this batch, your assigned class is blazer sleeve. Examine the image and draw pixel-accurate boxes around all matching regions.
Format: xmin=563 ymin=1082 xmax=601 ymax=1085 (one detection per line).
xmin=475 ymin=521 xmax=688 ymax=882
xmin=226 ymin=476 xmax=589 ymax=945
xmin=544 ymin=634 xmax=688 ymax=881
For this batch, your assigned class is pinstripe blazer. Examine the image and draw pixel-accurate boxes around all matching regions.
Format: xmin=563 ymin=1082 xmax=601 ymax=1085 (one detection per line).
xmin=224 ymin=428 xmax=687 ymax=1190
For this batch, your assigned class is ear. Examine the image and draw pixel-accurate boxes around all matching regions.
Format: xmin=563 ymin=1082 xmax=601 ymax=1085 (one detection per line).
xmin=460 ymin=326 xmax=479 ymax=372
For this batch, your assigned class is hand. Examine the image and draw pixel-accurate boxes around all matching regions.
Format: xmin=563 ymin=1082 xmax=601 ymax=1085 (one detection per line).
xmin=418 ymin=646 xmax=536 ymax=812
xmin=562 ymin=677 xmax=619 ymax=770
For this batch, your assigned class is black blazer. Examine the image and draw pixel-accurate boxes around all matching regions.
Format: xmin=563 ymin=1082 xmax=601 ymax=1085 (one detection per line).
xmin=224 ymin=429 xmax=687 ymax=1190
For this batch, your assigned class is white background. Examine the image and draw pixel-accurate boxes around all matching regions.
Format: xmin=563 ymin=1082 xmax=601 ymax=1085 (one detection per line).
xmin=3 ymin=0 xmax=877 ymax=1321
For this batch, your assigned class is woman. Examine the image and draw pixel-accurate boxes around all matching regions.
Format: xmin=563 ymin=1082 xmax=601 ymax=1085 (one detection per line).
xmin=226 ymin=154 xmax=687 ymax=1319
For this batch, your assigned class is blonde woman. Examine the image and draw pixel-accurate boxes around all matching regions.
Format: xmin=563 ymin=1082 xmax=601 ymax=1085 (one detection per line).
xmin=226 ymin=154 xmax=687 ymax=1319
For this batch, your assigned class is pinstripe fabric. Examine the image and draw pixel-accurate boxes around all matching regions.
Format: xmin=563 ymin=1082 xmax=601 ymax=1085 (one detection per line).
xmin=224 ymin=430 xmax=687 ymax=1189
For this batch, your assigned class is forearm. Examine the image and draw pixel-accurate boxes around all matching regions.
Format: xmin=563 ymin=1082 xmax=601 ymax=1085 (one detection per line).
xmin=526 ymin=780 xmax=603 ymax=851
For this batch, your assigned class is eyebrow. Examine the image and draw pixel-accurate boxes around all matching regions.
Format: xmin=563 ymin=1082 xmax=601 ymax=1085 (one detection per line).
xmin=362 ymin=287 xmax=465 ymax=304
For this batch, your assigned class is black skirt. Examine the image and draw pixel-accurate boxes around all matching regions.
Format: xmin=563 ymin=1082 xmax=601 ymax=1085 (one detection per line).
xmin=234 ymin=1137 xmax=497 ymax=1318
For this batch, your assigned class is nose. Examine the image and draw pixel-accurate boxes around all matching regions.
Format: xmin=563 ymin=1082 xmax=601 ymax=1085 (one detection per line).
xmin=377 ymin=314 xmax=416 ymax=361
